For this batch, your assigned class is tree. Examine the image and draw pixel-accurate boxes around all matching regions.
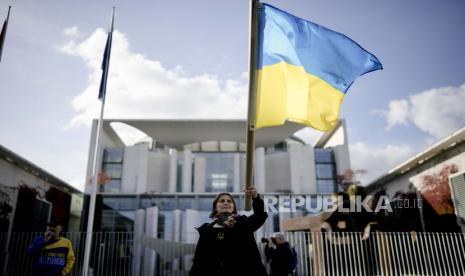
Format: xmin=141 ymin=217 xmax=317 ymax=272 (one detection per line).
xmin=337 ymin=169 xmax=366 ymax=192
xmin=416 ymin=164 xmax=458 ymax=215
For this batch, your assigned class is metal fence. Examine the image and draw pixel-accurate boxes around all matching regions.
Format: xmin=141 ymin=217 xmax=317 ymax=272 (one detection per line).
xmin=0 ymin=232 xmax=133 ymax=276
xmin=1 ymin=231 xmax=465 ymax=276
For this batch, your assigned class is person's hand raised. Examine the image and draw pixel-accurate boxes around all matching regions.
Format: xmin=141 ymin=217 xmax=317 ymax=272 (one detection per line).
xmin=244 ymin=186 xmax=258 ymax=198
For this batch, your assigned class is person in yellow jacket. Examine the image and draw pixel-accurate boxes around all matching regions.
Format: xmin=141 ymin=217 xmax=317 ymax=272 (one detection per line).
xmin=28 ymin=219 xmax=75 ymax=276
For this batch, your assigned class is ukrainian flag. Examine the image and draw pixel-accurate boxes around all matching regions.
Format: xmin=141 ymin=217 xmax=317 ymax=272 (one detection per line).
xmin=256 ymin=4 xmax=382 ymax=131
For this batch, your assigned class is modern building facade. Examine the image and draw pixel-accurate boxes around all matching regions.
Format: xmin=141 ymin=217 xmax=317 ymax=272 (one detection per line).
xmin=83 ymin=119 xmax=350 ymax=233
xmin=82 ymin=119 xmax=351 ymax=274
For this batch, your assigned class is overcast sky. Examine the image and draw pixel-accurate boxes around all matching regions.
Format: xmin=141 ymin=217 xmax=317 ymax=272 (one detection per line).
xmin=1 ymin=0 xmax=464 ymax=191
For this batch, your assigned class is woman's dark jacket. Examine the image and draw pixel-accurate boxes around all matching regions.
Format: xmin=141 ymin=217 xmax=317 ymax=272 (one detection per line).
xmin=189 ymin=195 xmax=268 ymax=276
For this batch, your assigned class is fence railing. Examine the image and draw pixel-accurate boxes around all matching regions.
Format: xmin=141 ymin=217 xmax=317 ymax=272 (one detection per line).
xmin=1 ymin=231 xmax=464 ymax=276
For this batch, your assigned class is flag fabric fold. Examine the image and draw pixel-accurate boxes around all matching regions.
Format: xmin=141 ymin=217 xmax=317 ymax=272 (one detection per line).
xmin=98 ymin=11 xmax=114 ymax=100
xmin=255 ymin=3 xmax=382 ymax=131
xmin=0 ymin=6 xmax=11 ymax=62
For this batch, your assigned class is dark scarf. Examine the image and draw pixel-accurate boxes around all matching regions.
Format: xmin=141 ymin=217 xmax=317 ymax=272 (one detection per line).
xmin=214 ymin=212 xmax=237 ymax=227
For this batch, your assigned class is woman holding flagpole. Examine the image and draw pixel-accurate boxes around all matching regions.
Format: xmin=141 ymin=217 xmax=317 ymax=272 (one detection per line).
xmin=189 ymin=186 xmax=268 ymax=276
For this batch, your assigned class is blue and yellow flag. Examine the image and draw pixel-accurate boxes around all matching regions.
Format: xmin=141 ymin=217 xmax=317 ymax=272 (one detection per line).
xmin=256 ymin=4 xmax=382 ymax=131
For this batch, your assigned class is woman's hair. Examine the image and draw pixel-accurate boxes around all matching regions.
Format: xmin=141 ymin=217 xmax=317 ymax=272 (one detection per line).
xmin=209 ymin=192 xmax=238 ymax=218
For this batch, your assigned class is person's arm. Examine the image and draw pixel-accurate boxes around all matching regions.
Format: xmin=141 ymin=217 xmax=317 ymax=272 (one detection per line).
xmin=27 ymin=236 xmax=45 ymax=256
xmin=61 ymin=240 xmax=75 ymax=275
xmin=244 ymin=187 xmax=268 ymax=231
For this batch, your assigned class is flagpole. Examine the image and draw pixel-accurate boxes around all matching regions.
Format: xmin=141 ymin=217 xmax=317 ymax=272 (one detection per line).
xmin=0 ymin=6 xmax=11 ymax=62
xmin=82 ymin=7 xmax=115 ymax=276
xmin=245 ymin=0 xmax=260 ymax=211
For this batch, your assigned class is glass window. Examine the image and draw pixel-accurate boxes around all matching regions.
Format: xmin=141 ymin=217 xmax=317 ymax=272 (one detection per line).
xmin=314 ymin=149 xmax=333 ymax=163
xmin=102 ymin=197 xmax=120 ymax=210
xmin=273 ymin=214 xmax=280 ymax=232
xmin=159 ymin=211 xmax=173 ymax=240
xmin=152 ymin=197 xmax=175 ymax=211
xmin=140 ymin=197 xmax=176 ymax=210
xmin=101 ymin=210 xmax=116 ymax=231
xmin=178 ymin=197 xmax=194 ymax=209
xmin=118 ymin=198 xmax=139 ymax=210
xmin=157 ymin=213 xmax=165 ymax=239
xmin=316 ymin=164 xmax=335 ymax=179
xmin=103 ymin=180 xmax=121 ymax=192
xmin=103 ymin=164 xmax=123 ymax=179
xmin=194 ymin=152 xmax=242 ymax=192
xmin=140 ymin=197 xmax=156 ymax=209
xmin=274 ymin=142 xmax=287 ymax=152
xmin=199 ymin=197 xmax=214 ymax=211
xmin=103 ymin=148 xmax=124 ymax=163
xmin=211 ymin=174 xmax=228 ymax=191
xmin=103 ymin=197 xmax=138 ymax=210
xmin=100 ymin=210 xmax=134 ymax=232
xmin=176 ymin=164 xmax=182 ymax=192
xmin=317 ymin=180 xmax=336 ymax=194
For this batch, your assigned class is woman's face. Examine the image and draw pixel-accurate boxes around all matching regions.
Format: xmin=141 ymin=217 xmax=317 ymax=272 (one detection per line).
xmin=216 ymin=195 xmax=235 ymax=214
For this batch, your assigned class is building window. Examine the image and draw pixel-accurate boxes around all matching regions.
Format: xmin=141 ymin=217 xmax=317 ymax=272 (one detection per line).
xmin=273 ymin=213 xmax=280 ymax=232
xmin=103 ymin=163 xmax=123 ymax=179
xmin=140 ymin=197 xmax=176 ymax=211
xmin=101 ymin=210 xmax=134 ymax=232
xmin=316 ymin=164 xmax=335 ymax=179
xmin=194 ymin=152 xmax=242 ymax=192
xmin=274 ymin=142 xmax=287 ymax=152
xmin=211 ymin=174 xmax=228 ymax=191
xmin=103 ymin=197 xmax=138 ymax=210
xmin=317 ymin=180 xmax=336 ymax=194
xmin=314 ymin=149 xmax=337 ymax=194
xmin=176 ymin=164 xmax=182 ymax=192
xmin=178 ymin=197 xmax=195 ymax=210
xmin=157 ymin=214 xmax=165 ymax=239
xmin=101 ymin=148 xmax=124 ymax=192
xmin=103 ymin=148 xmax=124 ymax=163
xmin=314 ymin=149 xmax=333 ymax=163
xmin=199 ymin=197 xmax=213 ymax=211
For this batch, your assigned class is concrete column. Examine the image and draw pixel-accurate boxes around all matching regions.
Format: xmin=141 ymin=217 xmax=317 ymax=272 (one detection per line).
xmin=333 ymin=145 xmax=351 ymax=175
xmin=193 ymin=156 xmax=207 ymax=192
xmin=182 ymin=150 xmax=193 ymax=193
xmin=132 ymin=209 xmax=145 ymax=276
xmin=289 ymin=145 xmax=301 ymax=194
xmin=173 ymin=209 xmax=182 ymax=242
xmin=185 ymin=209 xmax=200 ymax=243
xmin=122 ymin=143 xmax=149 ymax=193
xmin=254 ymin=147 xmax=266 ymax=193
xmin=289 ymin=144 xmax=317 ymax=194
xmin=144 ymin=206 xmax=159 ymax=276
xmin=305 ymin=145 xmax=317 ymax=194
xmin=147 ymin=151 xmax=170 ymax=192
xmin=169 ymin=149 xmax=178 ymax=192
xmin=233 ymin=153 xmax=241 ymax=193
